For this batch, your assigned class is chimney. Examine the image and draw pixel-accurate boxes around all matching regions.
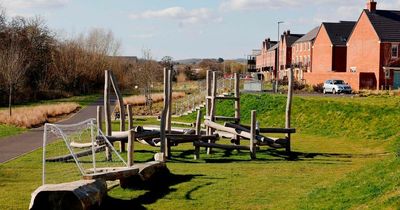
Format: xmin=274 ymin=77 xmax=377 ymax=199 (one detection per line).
xmin=367 ymin=0 xmax=377 ymax=12
xmin=287 ymin=30 xmax=291 ymax=35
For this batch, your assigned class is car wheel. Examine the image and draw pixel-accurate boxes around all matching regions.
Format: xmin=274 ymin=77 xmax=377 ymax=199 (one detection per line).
xmin=332 ymin=89 xmax=336 ymax=94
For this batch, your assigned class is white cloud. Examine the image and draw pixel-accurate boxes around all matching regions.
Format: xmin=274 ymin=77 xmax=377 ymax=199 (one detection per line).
xmin=129 ymin=6 xmax=221 ymax=25
xmin=1 ymin=0 xmax=69 ymax=10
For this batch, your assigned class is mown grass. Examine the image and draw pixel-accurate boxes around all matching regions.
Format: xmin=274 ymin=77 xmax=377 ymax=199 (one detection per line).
xmin=0 ymin=94 xmax=399 ymax=209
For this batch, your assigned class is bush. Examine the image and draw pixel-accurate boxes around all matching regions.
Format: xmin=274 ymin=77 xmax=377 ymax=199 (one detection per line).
xmin=313 ymin=83 xmax=324 ymax=93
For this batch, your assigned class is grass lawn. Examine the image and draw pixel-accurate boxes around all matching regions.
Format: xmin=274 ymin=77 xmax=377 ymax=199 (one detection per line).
xmin=0 ymin=94 xmax=399 ymax=209
xmin=0 ymin=94 xmax=100 ymax=139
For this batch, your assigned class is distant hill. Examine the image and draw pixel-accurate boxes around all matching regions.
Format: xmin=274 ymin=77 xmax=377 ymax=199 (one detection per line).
xmin=176 ymin=58 xmax=247 ymax=65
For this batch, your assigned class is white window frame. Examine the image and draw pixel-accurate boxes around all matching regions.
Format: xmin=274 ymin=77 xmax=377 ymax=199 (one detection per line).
xmin=392 ymin=44 xmax=398 ymax=58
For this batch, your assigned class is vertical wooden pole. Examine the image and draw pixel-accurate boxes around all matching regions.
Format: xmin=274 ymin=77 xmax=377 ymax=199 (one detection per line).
xmin=205 ymin=70 xmax=212 ymax=135
xmin=160 ymin=68 xmax=168 ymax=159
xmin=234 ymin=73 xmax=241 ymax=145
xmin=285 ymin=67 xmax=294 ymax=154
xmin=109 ymin=71 xmax=126 ymax=152
xmin=127 ymin=104 xmax=133 ymax=130
xmin=104 ymin=70 xmax=112 ymax=161
xmin=96 ymin=106 xmax=102 ymax=135
xmin=250 ymin=110 xmax=257 ymax=159
xmin=127 ymin=130 xmax=135 ymax=167
xmin=207 ymin=71 xmax=217 ymax=155
xmin=166 ymin=69 xmax=172 ymax=133
xmin=194 ymin=110 xmax=202 ymax=160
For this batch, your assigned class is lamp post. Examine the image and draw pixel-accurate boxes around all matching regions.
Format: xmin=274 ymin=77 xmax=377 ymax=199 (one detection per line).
xmin=275 ymin=21 xmax=284 ymax=93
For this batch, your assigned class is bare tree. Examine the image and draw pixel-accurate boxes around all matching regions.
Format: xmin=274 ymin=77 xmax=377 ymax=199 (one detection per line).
xmin=0 ymin=39 xmax=29 ymax=116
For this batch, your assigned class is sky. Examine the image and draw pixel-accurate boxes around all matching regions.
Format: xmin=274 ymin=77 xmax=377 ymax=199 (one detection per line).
xmin=1 ymin=0 xmax=400 ymax=60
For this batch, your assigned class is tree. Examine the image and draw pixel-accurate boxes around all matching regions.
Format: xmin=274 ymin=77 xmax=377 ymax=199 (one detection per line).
xmin=0 ymin=38 xmax=29 ymax=116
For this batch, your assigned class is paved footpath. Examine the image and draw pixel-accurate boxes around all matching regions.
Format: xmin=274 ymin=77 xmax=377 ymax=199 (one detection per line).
xmin=0 ymin=98 xmax=112 ymax=163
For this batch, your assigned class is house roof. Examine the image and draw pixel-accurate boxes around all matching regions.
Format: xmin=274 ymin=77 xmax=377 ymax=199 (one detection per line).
xmin=322 ymin=21 xmax=356 ymax=46
xmin=268 ymin=43 xmax=279 ymax=51
xmin=285 ymin=34 xmax=304 ymax=46
xmin=364 ymin=9 xmax=400 ymax=42
xmin=293 ymin=26 xmax=319 ymax=45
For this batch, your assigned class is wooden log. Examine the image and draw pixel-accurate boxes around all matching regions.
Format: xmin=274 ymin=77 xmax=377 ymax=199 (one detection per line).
xmin=206 ymin=96 xmax=240 ymax=100
xmin=212 ymin=116 xmax=240 ymax=122
xmin=224 ymin=123 xmax=296 ymax=134
xmin=127 ymin=104 xmax=133 ymax=130
xmin=82 ymin=167 xmax=139 ymax=181
xmin=234 ymin=73 xmax=241 ymax=145
xmin=207 ymin=71 xmax=218 ymax=155
xmin=194 ymin=110 xmax=202 ymax=160
xmin=103 ymin=130 xmax=160 ymax=143
xmin=96 ymin=106 xmax=102 ymax=135
xmin=160 ymin=68 xmax=168 ymax=159
xmin=250 ymin=110 xmax=256 ymax=159
xmin=109 ymin=71 xmax=126 ymax=152
xmin=205 ymin=70 xmax=212 ymax=135
xmin=206 ymin=120 xmax=281 ymax=145
xmin=166 ymin=134 xmax=219 ymax=141
xmin=194 ymin=141 xmax=250 ymax=150
xmin=46 ymin=146 xmax=106 ymax=162
xmin=29 ymin=179 xmax=107 ymax=210
xmin=166 ymin=69 xmax=173 ymax=134
xmin=128 ymin=130 xmax=135 ymax=167
xmin=104 ymin=70 xmax=112 ymax=161
xmin=285 ymin=67 xmax=294 ymax=154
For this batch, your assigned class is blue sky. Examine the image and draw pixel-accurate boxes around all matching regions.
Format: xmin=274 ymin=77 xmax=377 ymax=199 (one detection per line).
xmin=1 ymin=0 xmax=400 ymax=60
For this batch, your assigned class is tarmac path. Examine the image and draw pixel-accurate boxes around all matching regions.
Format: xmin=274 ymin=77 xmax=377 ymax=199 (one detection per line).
xmin=0 ymin=97 xmax=114 ymax=163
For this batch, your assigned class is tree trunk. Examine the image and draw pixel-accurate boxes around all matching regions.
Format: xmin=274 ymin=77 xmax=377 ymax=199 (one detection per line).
xmin=8 ymin=84 xmax=12 ymax=117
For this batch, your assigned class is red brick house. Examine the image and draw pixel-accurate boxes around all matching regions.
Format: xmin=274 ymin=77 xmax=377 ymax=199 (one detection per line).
xmin=291 ymin=26 xmax=319 ymax=79
xmin=347 ymin=0 xmax=400 ymax=90
xmin=256 ymin=38 xmax=278 ymax=72
xmin=303 ymin=21 xmax=356 ymax=88
xmin=278 ymin=31 xmax=303 ymax=78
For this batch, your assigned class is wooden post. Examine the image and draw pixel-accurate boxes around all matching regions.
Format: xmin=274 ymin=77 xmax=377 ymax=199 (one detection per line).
xmin=127 ymin=104 xmax=133 ymax=130
xmin=166 ymin=69 xmax=172 ymax=134
xmin=205 ymin=70 xmax=212 ymax=135
xmin=285 ymin=67 xmax=294 ymax=154
xmin=207 ymin=71 xmax=217 ymax=155
xmin=160 ymin=68 xmax=168 ymax=159
xmin=96 ymin=106 xmax=102 ymax=135
xmin=104 ymin=70 xmax=112 ymax=161
xmin=109 ymin=71 xmax=126 ymax=152
xmin=194 ymin=110 xmax=202 ymax=160
xmin=234 ymin=73 xmax=241 ymax=146
xmin=250 ymin=110 xmax=256 ymax=159
xmin=127 ymin=130 xmax=135 ymax=167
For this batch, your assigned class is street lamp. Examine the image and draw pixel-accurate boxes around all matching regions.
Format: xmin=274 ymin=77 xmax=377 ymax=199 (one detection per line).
xmin=275 ymin=21 xmax=284 ymax=93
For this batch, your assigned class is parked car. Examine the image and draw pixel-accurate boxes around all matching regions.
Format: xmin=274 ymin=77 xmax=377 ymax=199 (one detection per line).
xmin=323 ymin=79 xmax=352 ymax=94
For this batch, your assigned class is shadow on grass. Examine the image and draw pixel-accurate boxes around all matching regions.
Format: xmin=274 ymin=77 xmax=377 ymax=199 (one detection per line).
xmin=166 ymin=147 xmax=388 ymax=164
xmin=100 ymin=172 xmax=205 ymax=210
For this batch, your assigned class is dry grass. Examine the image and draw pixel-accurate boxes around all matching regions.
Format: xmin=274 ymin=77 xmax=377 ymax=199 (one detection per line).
xmin=357 ymin=89 xmax=400 ymax=97
xmin=0 ymin=103 xmax=80 ymax=128
xmin=123 ymin=92 xmax=186 ymax=106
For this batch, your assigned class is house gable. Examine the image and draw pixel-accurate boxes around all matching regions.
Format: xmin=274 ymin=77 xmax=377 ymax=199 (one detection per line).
xmin=311 ymin=24 xmax=333 ymax=72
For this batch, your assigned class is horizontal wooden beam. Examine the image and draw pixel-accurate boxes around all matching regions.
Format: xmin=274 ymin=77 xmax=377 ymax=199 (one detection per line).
xmin=193 ymin=141 xmax=250 ymax=150
xmin=225 ymin=123 xmax=296 ymax=134
xmin=206 ymin=96 xmax=239 ymax=101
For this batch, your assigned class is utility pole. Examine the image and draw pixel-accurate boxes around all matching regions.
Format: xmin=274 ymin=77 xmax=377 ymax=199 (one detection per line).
xmin=276 ymin=21 xmax=284 ymax=93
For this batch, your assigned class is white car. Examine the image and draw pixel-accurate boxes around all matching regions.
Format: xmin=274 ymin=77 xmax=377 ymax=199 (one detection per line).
xmin=323 ymin=80 xmax=352 ymax=94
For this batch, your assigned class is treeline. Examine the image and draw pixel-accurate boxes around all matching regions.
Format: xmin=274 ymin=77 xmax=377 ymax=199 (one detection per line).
xmin=0 ymin=9 xmax=163 ymax=106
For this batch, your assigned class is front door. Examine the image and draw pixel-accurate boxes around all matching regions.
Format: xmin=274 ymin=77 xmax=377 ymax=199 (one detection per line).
xmin=394 ymin=71 xmax=400 ymax=89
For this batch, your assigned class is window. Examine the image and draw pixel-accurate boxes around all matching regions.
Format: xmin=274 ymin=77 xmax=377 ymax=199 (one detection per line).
xmin=392 ymin=44 xmax=398 ymax=58
xmin=308 ymin=42 xmax=311 ymax=50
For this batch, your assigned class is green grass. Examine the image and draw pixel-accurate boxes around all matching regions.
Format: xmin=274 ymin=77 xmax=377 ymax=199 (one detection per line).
xmin=0 ymin=124 xmax=26 ymax=139
xmin=0 ymin=94 xmax=399 ymax=209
